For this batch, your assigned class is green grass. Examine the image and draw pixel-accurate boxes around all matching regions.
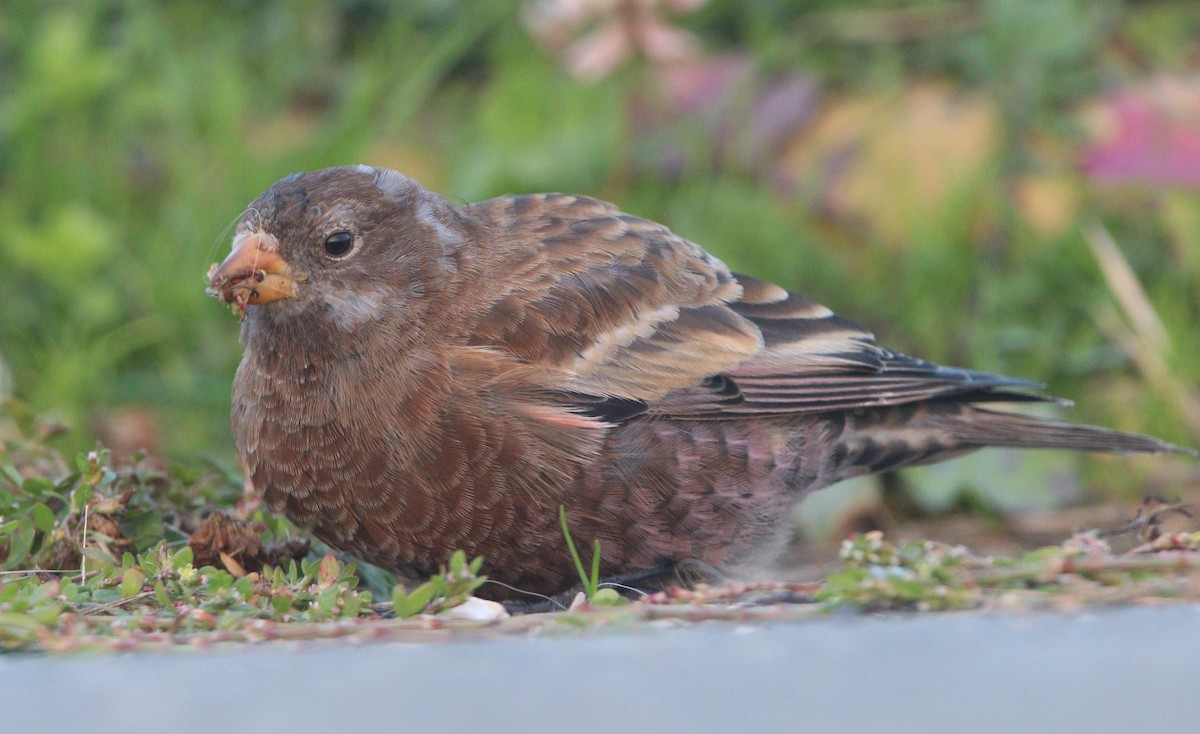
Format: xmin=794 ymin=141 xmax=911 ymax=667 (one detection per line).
xmin=559 ymin=505 xmax=625 ymax=606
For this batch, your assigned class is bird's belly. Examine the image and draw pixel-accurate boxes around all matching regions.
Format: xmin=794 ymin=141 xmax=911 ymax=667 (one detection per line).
xmin=569 ymin=417 xmax=811 ymax=578
xmin=250 ymin=406 xmax=821 ymax=595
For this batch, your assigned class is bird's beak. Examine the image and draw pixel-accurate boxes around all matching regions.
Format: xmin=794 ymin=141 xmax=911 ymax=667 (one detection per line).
xmin=206 ymin=231 xmax=295 ymax=311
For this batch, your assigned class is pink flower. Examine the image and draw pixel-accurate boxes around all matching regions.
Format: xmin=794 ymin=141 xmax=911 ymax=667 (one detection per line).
xmin=524 ymin=0 xmax=709 ymax=82
xmin=1081 ymin=75 xmax=1200 ymax=189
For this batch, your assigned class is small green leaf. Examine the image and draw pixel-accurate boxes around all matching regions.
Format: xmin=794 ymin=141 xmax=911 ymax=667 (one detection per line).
xmin=153 ymin=581 xmax=172 ymax=608
xmin=271 ymin=593 xmax=294 ymax=615
xmin=1 ymin=523 xmax=35 ymax=570
xmin=27 ymin=579 xmax=61 ymax=605
xmin=140 ymin=545 xmax=163 ymax=576
xmin=341 ymin=593 xmax=362 ymax=618
xmin=27 ymin=601 xmax=66 ymax=626
xmin=0 ymin=580 xmax=20 ymax=603
xmin=590 ymin=588 xmax=626 ymax=606
xmin=170 ymin=546 xmax=193 ymax=571
xmin=0 ymin=611 xmax=46 ymax=634
xmin=22 ymin=477 xmax=55 ymax=497
xmin=120 ymin=567 xmax=146 ymax=599
xmin=81 ymin=546 xmax=118 ymax=569
xmin=0 ymin=454 xmax=22 ymax=489
xmin=91 ymin=588 xmax=122 ymax=604
xmin=392 ymin=582 xmax=436 ymax=619
xmin=30 ymin=503 xmax=56 ymax=533
xmin=315 ymin=587 xmax=338 ymax=616
xmin=204 ymin=569 xmax=233 ymax=590
xmin=233 ymin=575 xmax=255 ymax=597
xmin=449 ymin=549 xmax=466 ymax=576
xmin=317 ymin=554 xmax=341 ymax=589
xmin=69 ymin=484 xmax=93 ymax=513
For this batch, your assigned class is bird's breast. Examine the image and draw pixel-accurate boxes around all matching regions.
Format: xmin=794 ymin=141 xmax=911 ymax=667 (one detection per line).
xmin=230 ymin=342 xmax=604 ymax=577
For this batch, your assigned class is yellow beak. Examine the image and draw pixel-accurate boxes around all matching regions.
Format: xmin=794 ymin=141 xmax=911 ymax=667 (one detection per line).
xmin=206 ymin=232 xmax=295 ymax=307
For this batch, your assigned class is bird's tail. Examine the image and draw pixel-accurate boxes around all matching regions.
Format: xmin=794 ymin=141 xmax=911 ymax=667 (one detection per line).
xmin=828 ymin=401 xmax=1193 ymax=482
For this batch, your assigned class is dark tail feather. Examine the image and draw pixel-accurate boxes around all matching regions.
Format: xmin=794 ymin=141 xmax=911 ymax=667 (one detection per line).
xmin=928 ymin=406 xmax=1194 ymax=455
xmin=831 ymin=403 xmax=1194 ymax=482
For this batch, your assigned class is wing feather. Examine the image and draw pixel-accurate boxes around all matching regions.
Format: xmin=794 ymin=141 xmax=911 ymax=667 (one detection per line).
xmin=465 ymin=198 xmax=1049 ymax=422
xmin=466 ymin=195 xmax=761 ymax=402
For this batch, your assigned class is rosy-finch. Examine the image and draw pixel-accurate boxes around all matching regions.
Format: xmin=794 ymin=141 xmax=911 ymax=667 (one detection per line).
xmin=208 ymin=166 xmax=1185 ymax=597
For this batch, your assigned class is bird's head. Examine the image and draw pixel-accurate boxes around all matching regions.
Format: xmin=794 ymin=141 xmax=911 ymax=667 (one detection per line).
xmin=207 ymin=166 xmax=467 ymax=335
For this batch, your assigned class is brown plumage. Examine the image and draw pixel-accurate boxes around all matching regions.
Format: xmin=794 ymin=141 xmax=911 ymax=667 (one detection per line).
xmin=207 ymin=165 xmax=1187 ymax=597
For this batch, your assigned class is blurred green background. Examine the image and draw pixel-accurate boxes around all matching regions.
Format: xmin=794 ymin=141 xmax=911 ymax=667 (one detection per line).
xmin=1 ymin=0 xmax=1198 ymax=517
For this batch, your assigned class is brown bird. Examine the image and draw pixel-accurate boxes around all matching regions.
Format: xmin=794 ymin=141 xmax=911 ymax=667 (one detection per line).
xmin=208 ymin=165 xmax=1186 ymax=598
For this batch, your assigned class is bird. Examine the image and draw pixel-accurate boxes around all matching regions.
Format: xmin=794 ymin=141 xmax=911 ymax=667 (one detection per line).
xmin=207 ymin=165 xmax=1187 ymax=598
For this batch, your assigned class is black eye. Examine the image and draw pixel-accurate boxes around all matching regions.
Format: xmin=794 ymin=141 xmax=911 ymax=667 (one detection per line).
xmin=323 ymin=231 xmax=355 ymax=259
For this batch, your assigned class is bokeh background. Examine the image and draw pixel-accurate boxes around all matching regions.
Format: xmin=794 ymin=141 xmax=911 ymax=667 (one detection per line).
xmin=2 ymin=0 xmax=1199 ymax=548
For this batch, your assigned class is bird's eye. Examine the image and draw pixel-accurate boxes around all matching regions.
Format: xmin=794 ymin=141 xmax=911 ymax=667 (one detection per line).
xmin=323 ymin=231 xmax=356 ymax=259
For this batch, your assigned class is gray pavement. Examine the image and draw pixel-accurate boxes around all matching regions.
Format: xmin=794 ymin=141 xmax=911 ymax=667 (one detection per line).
xmin=4 ymin=604 xmax=1200 ymax=733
